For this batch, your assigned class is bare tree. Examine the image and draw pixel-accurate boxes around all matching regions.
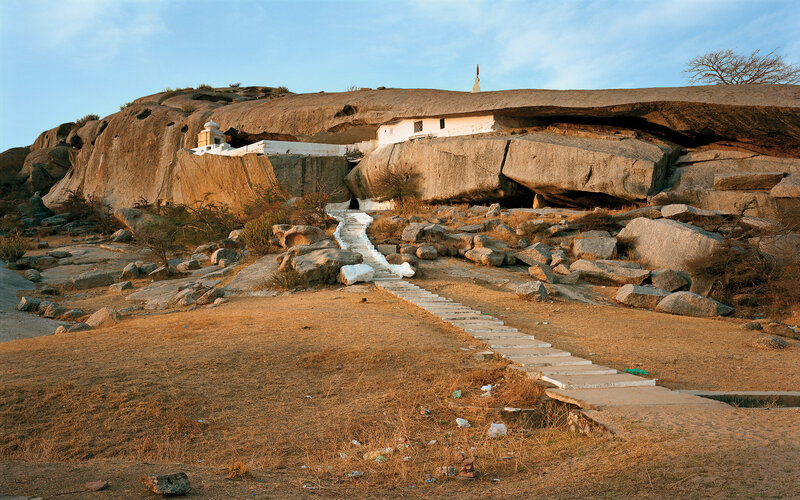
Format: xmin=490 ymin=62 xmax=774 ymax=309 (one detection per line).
xmin=684 ymin=49 xmax=800 ymax=85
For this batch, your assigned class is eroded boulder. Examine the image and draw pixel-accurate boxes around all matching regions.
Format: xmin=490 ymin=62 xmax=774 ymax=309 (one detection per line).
xmin=615 ymin=284 xmax=670 ymax=309
xmin=570 ymin=259 xmax=649 ymax=285
xmin=85 ymin=307 xmax=121 ymax=328
xmin=654 ymin=291 xmax=734 ymax=317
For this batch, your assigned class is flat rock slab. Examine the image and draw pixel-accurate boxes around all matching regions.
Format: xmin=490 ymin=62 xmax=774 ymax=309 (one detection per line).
xmin=516 ymin=355 xmax=593 ymax=367
xmin=542 ymin=372 xmax=655 ymax=390
xmin=126 ymin=276 xmax=221 ymax=309
xmin=226 ymin=254 xmax=279 ymax=293
xmin=486 ymin=338 xmax=551 ymax=348
xmin=498 ymin=347 xmax=571 ymax=358
xmin=547 ymin=386 xmax=726 ymax=409
xmin=536 ymin=365 xmax=618 ymax=376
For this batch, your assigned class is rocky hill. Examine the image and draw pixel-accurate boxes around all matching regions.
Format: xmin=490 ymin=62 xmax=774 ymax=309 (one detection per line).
xmin=1 ymin=85 xmax=799 ymax=214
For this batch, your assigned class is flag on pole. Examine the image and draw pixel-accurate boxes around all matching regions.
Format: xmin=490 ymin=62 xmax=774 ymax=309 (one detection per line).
xmin=477 ymin=64 xmax=480 ymax=77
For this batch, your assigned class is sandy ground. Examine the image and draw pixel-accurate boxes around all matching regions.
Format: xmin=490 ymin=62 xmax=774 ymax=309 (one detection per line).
xmin=2 ymin=284 xmax=800 ymax=498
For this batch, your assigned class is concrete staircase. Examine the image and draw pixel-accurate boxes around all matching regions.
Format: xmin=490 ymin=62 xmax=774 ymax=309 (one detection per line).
xmin=330 ymin=210 xmax=656 ymax=392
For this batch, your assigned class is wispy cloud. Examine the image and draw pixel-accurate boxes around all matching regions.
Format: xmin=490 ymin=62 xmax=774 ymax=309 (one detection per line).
xmin=5 ymin=0 xmax=166 ymax=60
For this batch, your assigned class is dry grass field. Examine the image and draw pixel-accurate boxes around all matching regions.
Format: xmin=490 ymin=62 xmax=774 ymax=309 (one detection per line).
xmin=2 ymin=284 xmax=799 ymax=498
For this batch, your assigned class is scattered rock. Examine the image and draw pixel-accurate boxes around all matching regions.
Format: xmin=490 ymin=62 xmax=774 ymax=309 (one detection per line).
xmin=121 ymin=262 xmax=140 ymax=280
xmin=148 ymin=266 xmax=171 ymax=281
xmin=176 ymin=259 xmax=201 ymax=273
xmin=54 ymin=323 xmax=91 ymax=334
xmin=650 ymin=269 xmax=690 ymax=292
xmin=515 ymin=242 xmax=552 ymax=266
xmin=141 ymin=472 xmax=191 ymax=496
xmin=16 ymin=297 xmax=40 ymax=312
xmin=42 ymin=303 xmax=67 ymax=319
xmin=210 ymin=248 xmax=238 ymax=265
xmin=464 ymin=247 xmax=505 ymax=267
xmin=276 ymin=225 xmax=326 ymax=248
xmin=416 ymin=245 xmax=438 ymax=260
xmin=196 ymin=287 xmax=225 ymax=305
xmin=291 ymin=248 xmax=364 ymax=283
xmin=85 ymin=480 xmax=108 ymax=492
xmin=474 ymin=350 xmax=495 ymax=361
xmin=71 ymin=269 xmax=115 ymax=289
xmin=528 ymin=263 xmax=556 ymax=283
xmin=751 ymin=336 xmax=789 ymax=350
xmin=110 ymin=229 xmax=133 ymax=242
xmin=338 ymin=263 xmax=374 ymax=286
xmin=110 ymin=281 xmax=133 ymax=291
xmin=376 ymin=244 xmax=397 ymax=255
xmin=742 ymin=321 xmax=763 ymax=331
xmin=615 ymin=284 xmax=671 ymax=308
xmin=47 ymin=250 xmax=72 ymax=259
xmin=24 ymin=269 xmax=41 ymax=282
xmin=572 ymin=235 xmax=617 ymax=260
xmin=113 ymin=207 xmax=161 ymax=235
xmin=399 ymin=244 xmax=417 ymax=255
xmin=85 ymin=307 xmax=121 ymax=328
xmin=763 ymin=322 xmax=799 ymax=339
xmin=655 ymin=291 xmax=734 ymax=317
xmin=228 ymin=228 xmax=244 ymax=241
xmin=515 ymin=281 xmax=548 ymax=301
xmin=60 ymin=309 xmax=84 ymax=320
xmin=401 ymin=223 xmax=445 ymax=242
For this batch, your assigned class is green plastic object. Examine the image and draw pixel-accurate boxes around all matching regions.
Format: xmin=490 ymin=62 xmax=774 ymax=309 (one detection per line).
xmin=452 ymin=390 xmax=462 ymax=399
xmin=624 ymin=368 xmax=649 ymax=375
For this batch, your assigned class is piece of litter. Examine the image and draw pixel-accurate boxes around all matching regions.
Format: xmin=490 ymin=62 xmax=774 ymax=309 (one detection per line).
xmin=346 ymin=471 xmax=363 ymax=478
xmin=452 ymin=390 xmax=462 ymax=399
xmin=427 ymin=440 xmax=437 ymax=446
xmin=197 ymin=418 xmax=208 ymax=424
xmin=300 ymin=465 xmax=307 ymax=469
xmin=374 ymin=455 xmax=388 ymax=462
xmin=403 ymin=456 xmax=411 ymax=462
xmin=624 ymin=368 xmax=649 ymax=375
xmin=480 ymin=392 xmax=491 ymax=398
xmin=351 ymin=439 xmax=361 ymax=446
xmin=456 ymin=418 xmax=470 ymax=428
xmin=459 ymin=347 xmax=470 ymax=351
xmin=487 ymin=422 xmax=507 ymax=438
xmin=480 ymin=384 xmax=492 ymax=392
xmin=305 ymin=395 xmax=312 ymax=399
xmin=419 ymin=407 xmax=431 ymax=415
xmin=542 ymin=321 xmax=548 ymax=325
xmin=339 ymin=452 xmax=349 ymax=459
xmin=492 ymin=478 xmax=501 ymax=482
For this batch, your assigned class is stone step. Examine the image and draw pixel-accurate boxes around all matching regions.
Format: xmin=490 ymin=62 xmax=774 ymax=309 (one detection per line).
xmin=534 ymin=365 xmax=618 ymax=376
xmin=486 ymin=338 xmax=550 ymax=349
xmin=495 ymin=347 xmax=571 ymax=358
xmin=515 ymin=356 xmax=593 ymax=368
xmin=470 ymin=331 xmax=528 ymax=340
xmin=541 ymin=372 xmax=655 ymax=390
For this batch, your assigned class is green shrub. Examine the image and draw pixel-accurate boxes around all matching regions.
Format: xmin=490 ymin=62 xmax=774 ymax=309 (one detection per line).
xmin=75 ymin=114 xmax=100 ymax=127
xmin=198 ymin=83 xmax=213 ymax=90
xmin=0 ymin=234 xmax=27 ymax=262
xmin=242 ymin=210 xmax=289 ymax=254
xmin=180 ymin=104 xmax=196 ymax=114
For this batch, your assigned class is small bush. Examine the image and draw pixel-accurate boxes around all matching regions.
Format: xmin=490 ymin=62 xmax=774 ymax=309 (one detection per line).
xmin=242 ymin=210 xmax=289 ymax=254
xmin=223 ymin=460 xmax=248 ymax=479
xmin=367 ymin=217 xmax=403 ymax=241
xmin=372 ymin=167 xmax=422 ymax=212
xmin=242 ymin=185 xmax=290 ymax=222
xmin=229 ymin=82 xmax=241 ymax=88
xmin=274 ymin=86 xmax=289 ymax=94
xmin=0 ymin=234 xmax=27 ymax=262
xmin=135 ymin=219 xmax=184 ymax=270
xmin=119 ymin=102 xmax=132 ymax=110
xmin=198 ymin=83 xmax=213 ymax=90
xmin=517 ymin=221 xmax=551 ymax=242
xmin=75 ymin=114 xmax=99 ymax=127
xmin=267 ymin=268 xmax=308 ymax=290
xmin=292 ymin=192 xmax=330 ymax=227
xmin=180 ymin=104 xmax=196 ymax=114
xmin=58 ymin=189 xmax=118 ymax=234
xmin=346 ymin=84 xmax=360 ymax=91
xmin=162 ymin=87 xmax=174 ymax=92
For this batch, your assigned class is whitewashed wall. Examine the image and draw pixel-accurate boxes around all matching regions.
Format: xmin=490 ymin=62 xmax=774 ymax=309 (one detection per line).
xmin=377 ymin=115 xmax=497 ymax=146
xmin=191 ymin=140 xmax=347 ymax=157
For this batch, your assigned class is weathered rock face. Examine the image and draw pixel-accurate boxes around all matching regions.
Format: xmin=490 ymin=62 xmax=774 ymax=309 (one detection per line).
xmin=656 ymin=150 xmax=800 ymax=217
xmin=503 ymin=132 xmax=678 ymax=205
xmin=655 ymin=291 xmax=734 ymax=317
xmin=617 ymin=217 xmax=725 ymax=272
xmin=16 ymin=146 xmax=72 ymax=193
xmin=5 ymin=84 xmax=797 ymax=212
xmin=0 ymin=146 xmax=30 ymax=183
xmin=346 ymin=137 xmax=521 ymax=203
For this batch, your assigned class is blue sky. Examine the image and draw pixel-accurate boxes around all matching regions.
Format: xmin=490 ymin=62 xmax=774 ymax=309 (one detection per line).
xmin=1 ymin=0 xmax=798 ymax=151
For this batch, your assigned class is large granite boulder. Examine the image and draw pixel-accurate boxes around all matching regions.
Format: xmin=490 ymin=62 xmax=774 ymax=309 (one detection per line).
xmin=291 ymin=248 xmax=363 ymax=282
xmin=617 ymin=217 xmax=725 ymax=272
xmin=502 ymin=132 xmax=678 ymax=206
xmin=572 ymin=233 xmax=617 ymax=260
xmin=655 ymin=291 xmax=734 ymax=317
xmin=770 ymin=175 xmax=800 ymax=198
xmin=345 ymin=137 xmax=522 ymax=203
xmin=16 ymin=145 xmax=72 ymax=193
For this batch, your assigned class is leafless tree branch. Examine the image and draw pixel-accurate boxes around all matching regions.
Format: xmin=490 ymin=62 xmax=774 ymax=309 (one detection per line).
xmin=684 ymin=49 xmax=800 ymax=85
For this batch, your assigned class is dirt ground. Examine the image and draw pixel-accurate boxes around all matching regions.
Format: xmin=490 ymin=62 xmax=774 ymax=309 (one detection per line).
xmin=2 ymin=285 xmax=800 ymax=498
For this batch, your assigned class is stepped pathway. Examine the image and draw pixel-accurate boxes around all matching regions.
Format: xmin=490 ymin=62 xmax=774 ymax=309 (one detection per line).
xmin=330 ymin=210 xmax=719 ymax=409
